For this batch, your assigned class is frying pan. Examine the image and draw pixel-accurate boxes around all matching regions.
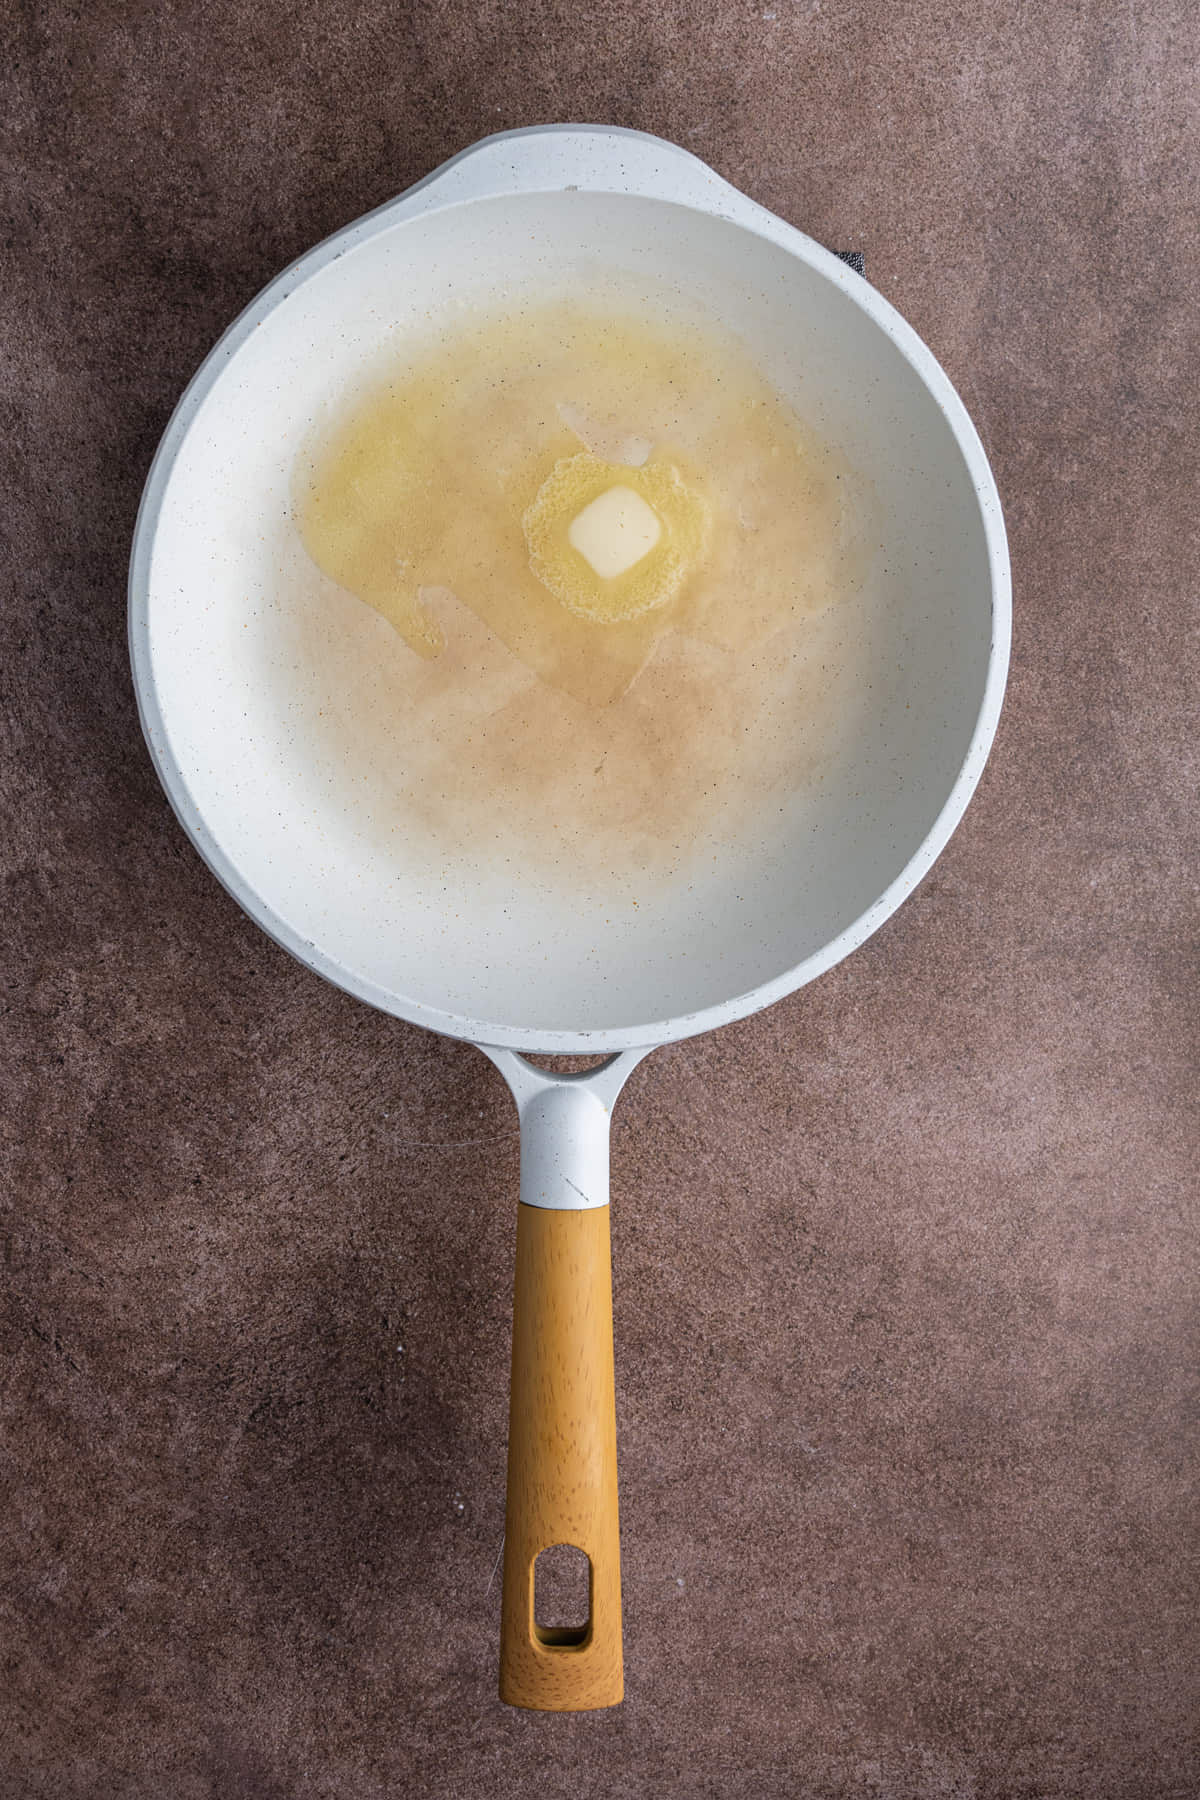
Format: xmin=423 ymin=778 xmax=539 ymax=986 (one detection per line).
xmin=128 ymin=124 xmax=1010 ymax=1712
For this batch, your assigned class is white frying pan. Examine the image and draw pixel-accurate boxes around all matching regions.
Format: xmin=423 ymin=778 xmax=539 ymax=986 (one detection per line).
xmin=128 ymin=125 xmax=1010 ymax=1712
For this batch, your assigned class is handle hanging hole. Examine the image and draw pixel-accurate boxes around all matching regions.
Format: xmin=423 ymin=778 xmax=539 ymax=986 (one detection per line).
xmin=533 ymin=1543 xmax=592 ymax=1648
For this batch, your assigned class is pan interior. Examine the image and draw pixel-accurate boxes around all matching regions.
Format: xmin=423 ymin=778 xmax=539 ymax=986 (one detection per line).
xmin=141 ymin=192 xmax=996 ymax=1039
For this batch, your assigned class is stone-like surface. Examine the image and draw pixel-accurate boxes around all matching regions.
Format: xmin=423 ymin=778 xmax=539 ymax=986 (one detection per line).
xmin=3 ymin=4 xmax=1197 ymax=1795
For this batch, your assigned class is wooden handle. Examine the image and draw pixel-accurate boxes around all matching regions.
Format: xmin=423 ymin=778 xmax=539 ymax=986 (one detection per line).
xmin=499 ymin=1202 xmax=622 ymax=1710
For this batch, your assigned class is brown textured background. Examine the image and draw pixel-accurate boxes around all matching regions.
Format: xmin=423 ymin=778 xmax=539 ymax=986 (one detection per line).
xmin=3 ymin=3 xmax=1198 ymax=1796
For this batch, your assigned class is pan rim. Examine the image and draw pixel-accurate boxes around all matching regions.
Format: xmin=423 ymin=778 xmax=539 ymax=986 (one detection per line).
xmin=128 ymin=124 xmax=1011 ymax=1053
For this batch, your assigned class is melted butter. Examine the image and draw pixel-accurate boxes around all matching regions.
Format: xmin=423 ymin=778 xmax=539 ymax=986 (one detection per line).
xmin=291 ymin=295 xmax=868 ymax=883
xmin=525 ymin=451 xmax=708 ymax=619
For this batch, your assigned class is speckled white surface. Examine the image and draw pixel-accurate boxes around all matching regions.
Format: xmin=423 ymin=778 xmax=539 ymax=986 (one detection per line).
xmin=129 ymin=125 xmax=1010 ymax=1049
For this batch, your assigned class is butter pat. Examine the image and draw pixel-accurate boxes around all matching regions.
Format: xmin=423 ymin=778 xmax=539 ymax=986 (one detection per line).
xmin=567 ymin=485 xmax=662 ymax=580
xmin=523 ymin=451 xmax=710 ymax=624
